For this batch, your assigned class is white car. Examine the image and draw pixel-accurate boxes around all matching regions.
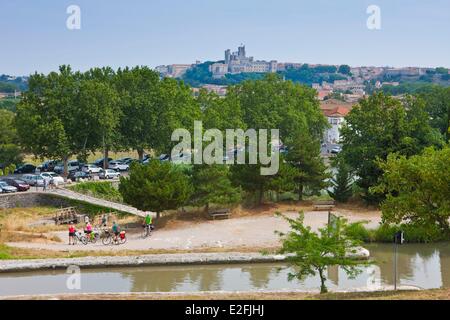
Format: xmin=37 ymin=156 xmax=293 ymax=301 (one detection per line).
xmin=0 ymin=181 xmax=18 ymax=193
xmin=40 ymin=172 xmax=65 ymax=184
xmin=109 ymin=161 xmax=129 ymax=171
xmin=99 ymin=169 xmax=121 ymax=180
xmin=82 ymin=164 xmax=102 ymax=174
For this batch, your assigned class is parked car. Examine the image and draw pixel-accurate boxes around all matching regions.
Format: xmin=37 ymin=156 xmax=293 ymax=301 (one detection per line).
xmin=117 ymin=157 xmax=133 ymax=164
xmin=1 ymin=178 xmax=30 ymax=192
xmin=94 ymin=158 xmax=113 ymax=167
xmin=0 ymin=181 xmax=18 ymax=193
xmin=99 ymin=169 xmax=121 ymax=180
xmin=22 ymin=174 xmax=45 ymax=187
xmin=40 ymin=172 xmax=65 ymax=185
xmin=14 ymin=164 xmax=36 ymax=174
xmin=330 ymin=146 xmax=342 ymax=154
xmin=159 ymin=154 xmax=170 ymax=162
xmin=68 ymin=171 xmax=93 ymax=182
xmin=54 ymin=161 xmax=80 ymax=174
xmin=82 ymin=164 xmax=102 ymax=174
xmin=38 ymin=160 xmax=58 ymax=172
xmin=109 ymin=161 xmax=129 ymax=171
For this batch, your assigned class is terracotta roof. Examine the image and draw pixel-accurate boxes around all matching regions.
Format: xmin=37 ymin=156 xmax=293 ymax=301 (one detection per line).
xmin=322 ymin=106 xmax=351 ymax=117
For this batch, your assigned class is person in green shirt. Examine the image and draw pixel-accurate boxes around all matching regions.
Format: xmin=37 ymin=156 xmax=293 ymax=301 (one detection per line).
xmin=143 ymin=213 xmax=153 ymax=236
xmin=112 ymin=221 xmax=120 ymax=241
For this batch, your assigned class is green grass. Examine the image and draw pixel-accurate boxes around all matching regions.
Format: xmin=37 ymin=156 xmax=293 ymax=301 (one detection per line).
xmin=67 ymin=181 xmax=123 ymax=203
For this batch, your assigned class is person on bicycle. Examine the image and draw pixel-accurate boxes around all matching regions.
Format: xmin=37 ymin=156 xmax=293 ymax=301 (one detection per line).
xmin=145 ymin=213 xmax=153 ymax=228
xmin=85 ymin=222 xmax=93 ymax=240
xmin=68 ymin=223 xmax=76 ymax=245
xmin=112 ymin=221 xmax=120 ymax=242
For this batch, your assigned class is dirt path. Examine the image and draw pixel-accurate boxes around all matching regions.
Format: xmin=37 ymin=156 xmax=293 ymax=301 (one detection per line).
xmin=7 ymin=210 xmax=381 ymax=252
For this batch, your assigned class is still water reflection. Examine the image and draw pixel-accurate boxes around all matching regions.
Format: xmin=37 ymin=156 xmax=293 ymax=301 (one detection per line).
xmin=0 ymin=243 xmax=448 ymax=296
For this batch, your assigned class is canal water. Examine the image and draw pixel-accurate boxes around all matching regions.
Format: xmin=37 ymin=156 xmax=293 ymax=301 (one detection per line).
xmin=0 ymin=243 xmax=448 ymax=296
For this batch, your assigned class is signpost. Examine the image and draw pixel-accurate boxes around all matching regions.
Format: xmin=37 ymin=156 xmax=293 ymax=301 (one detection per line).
xmin=393 ymin=231 xmax=404 ymax=290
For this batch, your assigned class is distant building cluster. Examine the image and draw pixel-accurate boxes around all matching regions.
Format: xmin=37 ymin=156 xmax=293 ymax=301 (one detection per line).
xmin=155 ymin=64 xmax=194 ymax=79
xmin=209 ymin=45 xmax=278 ymax=79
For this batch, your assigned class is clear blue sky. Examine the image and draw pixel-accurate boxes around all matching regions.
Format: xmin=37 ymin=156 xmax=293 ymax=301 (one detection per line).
xmin=1 ymin=0 xmax=449 ymax=75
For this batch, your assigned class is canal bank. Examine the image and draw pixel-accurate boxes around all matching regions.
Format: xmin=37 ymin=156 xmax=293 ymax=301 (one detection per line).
xmin=0 ymin=247 xmax=369 ymax=273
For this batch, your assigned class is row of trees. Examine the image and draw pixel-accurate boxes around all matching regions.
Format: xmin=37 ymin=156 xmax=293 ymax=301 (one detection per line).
xmin=16 ymin=65 xmax=200 ymax=172
xmin=15 ymin=67 xmax=330 ymax=205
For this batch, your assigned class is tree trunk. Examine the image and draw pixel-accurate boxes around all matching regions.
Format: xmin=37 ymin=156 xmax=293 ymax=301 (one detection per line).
xmin=318 ymin=268 xmax=328 ymax=294
xmin=298 ymin=183 xmax=304 ymax=201
xmin=156 ymin=212 xmax=161 ymax=219
xmin=63 ymin=157 xmax=69 ymax=181
xmin=138 ymin=149 xmax=144 ymax=162
xmin=103 ymin=147 xmax=109 ymax=170
xmin=258 ymin=185 xmax=264 ymax=206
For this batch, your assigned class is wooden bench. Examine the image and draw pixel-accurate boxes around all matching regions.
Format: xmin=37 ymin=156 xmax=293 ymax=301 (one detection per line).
xmin=54 ymin=207 xmax=85 ymax=225
xmin=313 ymin=200 xmax=336 ymax=211
xmin=209 ymin=208 xmax=231 ymax=220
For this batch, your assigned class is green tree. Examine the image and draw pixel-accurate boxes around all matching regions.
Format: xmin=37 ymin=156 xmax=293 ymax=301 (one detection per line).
xmin=418 ymin=86 xmax=450 ymax=142
xmin=191 ymin=164 xmax=241 ymax=211
xmin=115 ymin=67 xmax=160 ymax=160
xmin=15 ymin=66 xmax=85 ymax=176
xmin=77 ymin=77 xmax=121 ymax=169
xmin=276 ymin=212 xmax=364 ymax=294
xmin=0 ymin=109 xmax=17 ymax=144
xmin=328 ymin=158 xmax=353 ymax=203
xmin=285 ymin=132 xmax=329 ymax=200
xmin=340 ymin=92 xmax=442 ymax=203
xmin=119 ymin=161 xmax=192 ymax=219
xmin=226 ymin=74 xmax=328 ymax=143
xmin=373 ymin=146 xmax=450 ymax=234
xmin=338 ymin=65 xmax=351 ymax=75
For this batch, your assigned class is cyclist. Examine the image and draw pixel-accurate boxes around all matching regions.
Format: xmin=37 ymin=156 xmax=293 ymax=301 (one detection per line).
xmin=144 ymin=213 xmax=153 ymax=235
xmin=68 ymin=223 xmax=76 ymax=245
xmin=85 ymin=222 xmax=93 ymax=240
xmin=112 ymin=221 xmax=120 ymax=242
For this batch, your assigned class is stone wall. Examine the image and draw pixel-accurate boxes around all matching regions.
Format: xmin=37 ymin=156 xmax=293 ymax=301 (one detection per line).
xmin=0 ymin=192 xmax=72 ymax=209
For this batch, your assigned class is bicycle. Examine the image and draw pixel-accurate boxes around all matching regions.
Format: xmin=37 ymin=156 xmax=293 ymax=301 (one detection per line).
xmin=73 ymin=231 xmax=88 ymax=245
xmin=102 ymin=230 xmax=127 ymax=245
xmin=141 ymin=224 xmax=154 ymax=239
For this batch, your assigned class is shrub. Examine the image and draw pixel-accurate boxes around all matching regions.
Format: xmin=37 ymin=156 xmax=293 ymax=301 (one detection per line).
xmin=344 ymin=221 xmax=374 ymax=242
xmin=68 ymin=181 xmax=122 ymax=203
xmin=345 ymin=222 xmax=448 ymax=243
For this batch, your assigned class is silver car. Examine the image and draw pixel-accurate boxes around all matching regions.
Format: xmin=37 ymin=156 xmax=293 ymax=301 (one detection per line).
xmin=22 ymin=174 xmax=45 ymax=187
xmin=0 ymin=181 xmax=18 ymax=193
xmin=99 ymin=169 xmax=121 ymax=180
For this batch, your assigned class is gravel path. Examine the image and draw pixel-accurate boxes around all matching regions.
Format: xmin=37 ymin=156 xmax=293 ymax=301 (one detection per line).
xmin=7 ymin=210 xmax=381 ymax=252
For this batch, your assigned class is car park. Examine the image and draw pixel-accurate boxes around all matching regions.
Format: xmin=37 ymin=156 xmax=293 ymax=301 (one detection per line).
xmin=109 ymin=161 xmax=129 ymax=171
xmin=82 ymin=164 xmax=102 ymax=174
xmin=22 ymin=174 xmax=45 ymax=187
xmin=40 ymin=172 xmax=65 ymax=184
xmin=99 ymin=169 xmax=121 ymax=180
xmin=14 ymin=164 xmax=36 ymax=174
xmin=68 ymin=171 xmax=93 ymax=182
xmin=1 ymin=178 xmax=30 ymax=192
xmin=0 ymin=181 xmax=18 ymax=193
